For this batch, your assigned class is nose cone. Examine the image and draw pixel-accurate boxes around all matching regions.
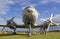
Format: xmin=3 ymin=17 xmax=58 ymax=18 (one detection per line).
xmin=25 ymin=5 xmax=35 ymax=9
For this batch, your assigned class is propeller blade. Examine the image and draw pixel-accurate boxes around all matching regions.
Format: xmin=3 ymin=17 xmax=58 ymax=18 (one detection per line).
xmin=54 ymin=23 xmax=59 ymax=26
xmin=50 ymin=13 xmax=53 ymax=22
xmin=46 ymin=23 xmax=51 ymax=31
xmin=2 ymin=27 xmax=5 ymax=30
xmin=1 ymin=25 xmax=7 ymax=30
xmin=10 ymin=16 xmax=15 ymax=21
xmin=1 ymin=16 xmax=7 ymax=21
xmin=41 ymin=18 xmax=46 ymax=21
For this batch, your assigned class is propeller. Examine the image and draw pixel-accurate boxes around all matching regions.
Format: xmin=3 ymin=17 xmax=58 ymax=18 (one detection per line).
xmin=1 ymin=16 xmax=15 ymax=30
xmin=46 ymin=14 xmax=53 ymax=31
xmin=41 ymin=13 xmax=54 ymax=32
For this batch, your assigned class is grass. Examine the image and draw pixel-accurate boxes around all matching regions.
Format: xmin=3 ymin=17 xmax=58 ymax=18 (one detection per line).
xmin=0 ymin=32 xmax=60 ymax=39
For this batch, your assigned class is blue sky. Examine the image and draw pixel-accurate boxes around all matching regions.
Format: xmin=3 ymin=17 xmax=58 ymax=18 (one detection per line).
xmin=0 ymin=0 xmax=60 ymax=25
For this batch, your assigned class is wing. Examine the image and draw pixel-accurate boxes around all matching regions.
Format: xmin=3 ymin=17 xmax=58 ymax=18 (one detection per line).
xmin=0 ymin=24 xmax=42 ymax=28
xmin=16 ymin=25 xmax=43 ymax=28
xmin=0 ymin=23 xmax=59 ymax=29
xmin=0 ymin=25 xmax=6 ymax=27
xmin=50 ymin=22 xmax=59 ymax=26
xmin=0 ymin=23 xmax=58 ymax=28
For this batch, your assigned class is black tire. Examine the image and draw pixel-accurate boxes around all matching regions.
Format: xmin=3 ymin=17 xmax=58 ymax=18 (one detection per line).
xmin=12 ymin=32 xmax=16 ymax=34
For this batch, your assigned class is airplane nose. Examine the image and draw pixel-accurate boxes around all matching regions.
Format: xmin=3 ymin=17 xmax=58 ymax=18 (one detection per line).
xmin=28 ymin=10 xmax=33 ymax=13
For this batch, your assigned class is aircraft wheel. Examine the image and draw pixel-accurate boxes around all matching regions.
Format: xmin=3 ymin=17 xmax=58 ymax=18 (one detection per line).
xmin=28 ymin=32 xmax=31 ymax=37
xmin=44 ymin=32 xmax=46 ymax=34
xmin=12 ymin=32 xmax=16 ymax=34
xmin=12 ymin=28 xmax=16 ymax=34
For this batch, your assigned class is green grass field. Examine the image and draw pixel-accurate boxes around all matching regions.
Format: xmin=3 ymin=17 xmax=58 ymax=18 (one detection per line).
xmin=0 ymin=32 xmax=60 ymax=39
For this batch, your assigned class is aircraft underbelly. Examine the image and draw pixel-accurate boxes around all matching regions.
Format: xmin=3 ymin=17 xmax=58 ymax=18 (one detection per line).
xmin=23 ymin=13 xmax=36 ymax=25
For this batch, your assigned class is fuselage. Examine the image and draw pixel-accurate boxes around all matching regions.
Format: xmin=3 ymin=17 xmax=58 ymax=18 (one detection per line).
xmin=22 ymin=6 xmax=39 ymax=26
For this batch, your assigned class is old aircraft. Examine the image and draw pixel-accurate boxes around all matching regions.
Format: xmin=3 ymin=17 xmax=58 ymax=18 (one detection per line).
xmin=0 ymin=6 xmax=59 ymax=36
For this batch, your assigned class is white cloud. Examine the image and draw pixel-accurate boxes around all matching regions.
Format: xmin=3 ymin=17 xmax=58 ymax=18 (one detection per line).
xmin=34 ymin=0 xmax=60 ymax=6
xmin=0 ymin=17 xmax=24 ymax=25
xmin=6 ymin=0 xmax=15 ymax=4
xmin=0 ymin=18 xmax=6 ymax=25
xmin=19 ymin=0 xmax=60 ymax=7
xmin=14 ymin=18 xmax=24 ymax=25
xmin=44 ymin=10 xmax=48 ymax=13
xmin=0 ymin=0 xmax=56 ymax=14
xmin=40 ymin=0 xmax=60 ymax=4
xmin=0 ymin=0 xmax=60 ymax=25
xmin=0 ymin=0 xmax=15 ymax=15
xmin=53 ymin=14 xmax=60 ymax=23
xmin=36 ymin=19 xmax=44 ymax=25
xmin=37 ymin=14 xmax=60 ymax=24
xmin=0 ymin=0 xmax=60 ymax=15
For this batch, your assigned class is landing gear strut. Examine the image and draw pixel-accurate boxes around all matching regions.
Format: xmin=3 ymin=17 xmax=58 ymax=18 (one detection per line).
xmin=28 ymin=24 xmax=31 ymax=36
xmin=40 ymin=27 xmax=46 ymax=34
xmin=43 ymin=28 xmax=46 ymax=34
xmin=12 ymin=29 xmax=16 ymax=34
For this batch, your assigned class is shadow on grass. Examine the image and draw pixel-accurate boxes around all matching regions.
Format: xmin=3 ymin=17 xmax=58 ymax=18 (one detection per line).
xmin=0 ymin=34 xmax=28 ymax=37
xmin=0 ymin=33 xmax=41 ymax=37
xmin=0 ymin=34 xmax=14 ymax=36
